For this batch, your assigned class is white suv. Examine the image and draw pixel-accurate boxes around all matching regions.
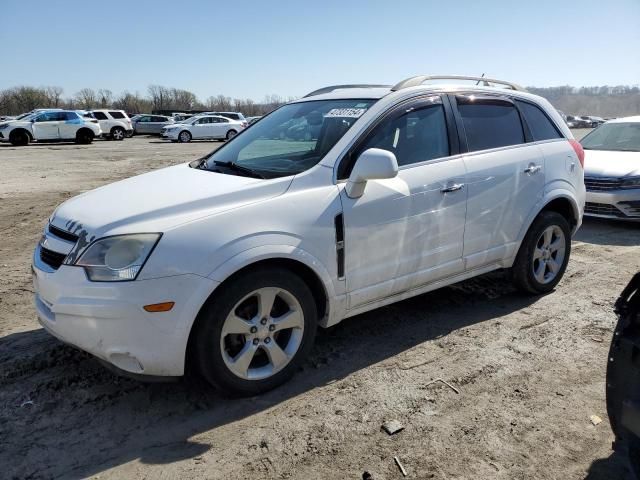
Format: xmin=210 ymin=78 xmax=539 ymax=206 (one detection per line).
xmin=33 ymin=75 xmax=585 ymax=395
xmin=0 ymin=110 xmax=102 ymax=146
xmin=89 ymin=110 xmax=133 ymax=140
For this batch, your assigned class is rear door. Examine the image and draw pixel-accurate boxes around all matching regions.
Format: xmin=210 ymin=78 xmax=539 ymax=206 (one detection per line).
xmin=31 ymin=111 xmax=61 ymax=140
xmin=134 ymin=115 xmax=151 ymax=133
xmin=149 ymin=116 xmax=169 ymax=134
xmin=451 ymin=94 xmax=545 ymax=270
xmin=57 ymin=112 xmax=83 ymax=139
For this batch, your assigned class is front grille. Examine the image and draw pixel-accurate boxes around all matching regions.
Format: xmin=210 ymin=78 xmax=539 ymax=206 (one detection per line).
xmin=584 ymin=177 xmax=623 ymax=191
xmin=48 ymin=224 xmax=79 ymax=242
xmin=585 ymin=202 xmax=624 ymax=217
xmin=40 ymin=246 xmax=67 ymax=270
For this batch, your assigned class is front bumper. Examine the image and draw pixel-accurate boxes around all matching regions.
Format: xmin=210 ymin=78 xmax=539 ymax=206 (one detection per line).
xmin=32 ymin=245 xmax=218 ymax=376
xmin=585 ymin=189 xmax=640 ymax=221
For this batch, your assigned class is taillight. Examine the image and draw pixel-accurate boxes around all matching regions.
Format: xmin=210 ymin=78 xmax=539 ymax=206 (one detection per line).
xmin=569 ymin=139 xmax=584 ymax=168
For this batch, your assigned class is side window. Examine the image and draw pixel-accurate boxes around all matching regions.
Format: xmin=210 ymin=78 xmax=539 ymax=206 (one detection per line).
xmin=92 ymin=111 xmax=108 ymax=120
xmin=457 ymin=98 xmax=524 ymax=152
xmin=62 ymin=112 xmax=78 ymax=121
xmin=153 ymin=116 xmax=167 ymax=122
xmin=197 ymin=117 xmax=210 ymax=124
xmin=109 ymin=111 xmax=125 ymax=119
xmin=357 ymin=103 xmax=450 ymax=167
xmin=219 ymin=117 xmax=229 ymax=123
xmin=515 ymin=101 xmax=562 ymax=141
xmin=35 ymin=112 xmax=57 ymax=122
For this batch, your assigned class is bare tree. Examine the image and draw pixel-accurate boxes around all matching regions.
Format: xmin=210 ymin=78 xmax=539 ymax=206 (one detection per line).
xmin=74 ymin=88 xmax=98 ymax=109
xmin=97 ymin=89 xmax=113 ymax=108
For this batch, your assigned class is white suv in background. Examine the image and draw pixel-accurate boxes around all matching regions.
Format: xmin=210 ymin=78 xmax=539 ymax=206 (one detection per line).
xmin=0 ymin=110 xmax=102 ymax=146
xmin=161 ymin=115 xmax=245 ymax=142
xmin=89 ymin=110 xmax=133 ymax=140
xmin=33 ymin=75 xmax=585 ymax=395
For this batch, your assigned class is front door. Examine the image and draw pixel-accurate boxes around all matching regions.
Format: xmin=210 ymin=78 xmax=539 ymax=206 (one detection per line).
xmin=191 ymin=117 xmax=214 ymax=138
xmin=339 ymin=96 xmax=467 ymax=309
xmin=31 ymin=111 xmax=60 ymax=140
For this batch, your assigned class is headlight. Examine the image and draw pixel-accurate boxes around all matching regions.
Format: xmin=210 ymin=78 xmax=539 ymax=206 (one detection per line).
xmin=621 ymin=176 xmax=640 ymax=189
xmin=75 ymin=233 xmax=161 ymax=281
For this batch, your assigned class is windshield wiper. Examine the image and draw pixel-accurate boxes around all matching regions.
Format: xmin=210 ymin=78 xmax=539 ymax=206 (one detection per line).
xmin=213 ymin=161 xmax=266 ymax=179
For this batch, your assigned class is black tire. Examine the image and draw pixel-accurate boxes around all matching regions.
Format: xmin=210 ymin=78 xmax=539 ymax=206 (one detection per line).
xmin=178 ymin=130 xmax=191 ymax=143
xmin=111 ymin=126 xmax=125 ymax=141
xmin=9 ymin=129 xmax=30 ymax=146
xmin=226 ymin=129 xmax=238 ymax=141
xmin=193 ymin=267 xmax=318 ymax=396
xmin=511 ymin=211 xmax=571 ymax=294
xmin=75 ymin=129 xmax=94 ymax=144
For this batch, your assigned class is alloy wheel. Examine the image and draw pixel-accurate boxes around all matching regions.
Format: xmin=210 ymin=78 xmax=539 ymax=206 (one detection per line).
xmin=532 ymin=225 xmax=566 ymax=284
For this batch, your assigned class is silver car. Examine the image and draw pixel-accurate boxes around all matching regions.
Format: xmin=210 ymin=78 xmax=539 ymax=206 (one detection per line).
xmin=581 ymin=116 xmax=640 ymax=221
xmin=131 ymin=114 xmax=174 ymax=135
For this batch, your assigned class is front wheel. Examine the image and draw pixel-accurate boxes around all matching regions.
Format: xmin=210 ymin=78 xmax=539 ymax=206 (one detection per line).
xmin=512 ymin=211 xmax=571 ymax=294
xmin=193 ymin=267 xmax=317 ymax=396
xmin=178 ymin=130 xmax=192 ymax=143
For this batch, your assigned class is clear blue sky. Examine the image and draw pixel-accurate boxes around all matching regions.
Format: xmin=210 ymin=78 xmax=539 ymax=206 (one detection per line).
xmin=1 ymin=0 xmax=638 ymax=101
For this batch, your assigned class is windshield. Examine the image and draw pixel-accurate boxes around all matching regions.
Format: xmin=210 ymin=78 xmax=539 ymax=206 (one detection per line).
xmin=581 ymin=122 xmax=640 ymax=152
xmin=202 ymin=99 xmax=376 ymax=178
xmin=15 ymin=112 xmax=34 ymax=120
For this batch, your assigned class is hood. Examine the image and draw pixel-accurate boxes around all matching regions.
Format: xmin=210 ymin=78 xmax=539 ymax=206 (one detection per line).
xmin=583 ymin=149 xmax=640 ymax=178
xmin=51 ymin=163 xmax=292 ymax=237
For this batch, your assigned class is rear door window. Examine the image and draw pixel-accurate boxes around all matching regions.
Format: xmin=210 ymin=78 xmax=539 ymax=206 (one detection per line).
xmin=516 ymin=101 xmax=562 ymax=141
xmin=92 ymin=111 xmax=108 ymax=120
xmin=456 ymin=97 xmax=525 ymax=152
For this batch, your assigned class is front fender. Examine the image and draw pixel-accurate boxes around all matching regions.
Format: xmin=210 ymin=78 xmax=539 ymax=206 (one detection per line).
xmin=207 ymin=244 xmax=345 ymax=327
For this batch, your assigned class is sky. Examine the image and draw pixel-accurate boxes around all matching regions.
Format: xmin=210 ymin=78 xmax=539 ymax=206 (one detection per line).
xmin=1 ymin=0 xmax=639 ymax=102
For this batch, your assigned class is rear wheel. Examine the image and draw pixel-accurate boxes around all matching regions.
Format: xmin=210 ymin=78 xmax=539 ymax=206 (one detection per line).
xmin=178 ymin=130 xmax=192 ymax=143
xmin=512 ymin=211 xmax=571 ymax=294
xmin=226 ymin=129 xmax=238 ymax=140
xmin=193 ymin=267 xmax=317 ymax=396
xmin=9 ymin=129 xmax=30 ymax=146
xmin=111 ymin=126 xmax=125 ymax=141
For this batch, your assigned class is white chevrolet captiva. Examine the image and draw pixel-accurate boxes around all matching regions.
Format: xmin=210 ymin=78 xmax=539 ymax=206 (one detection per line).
xmin=33 ymin=75 xmax=586 ymax=395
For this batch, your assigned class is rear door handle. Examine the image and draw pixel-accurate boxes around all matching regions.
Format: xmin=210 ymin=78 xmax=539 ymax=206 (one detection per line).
xmin=524 ymin=164 xmax=542 ymax=174
xmin=441 ymin=183 xmax=464 ymax=193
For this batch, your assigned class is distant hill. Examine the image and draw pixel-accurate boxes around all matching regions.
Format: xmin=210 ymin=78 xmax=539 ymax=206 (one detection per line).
xmin=527 ymin=86 xmax=640 ymax=118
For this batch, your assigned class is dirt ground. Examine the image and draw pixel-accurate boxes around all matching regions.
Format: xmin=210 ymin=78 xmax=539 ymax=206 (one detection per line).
xmin=1 ymin=132 xmax=639 ymax=480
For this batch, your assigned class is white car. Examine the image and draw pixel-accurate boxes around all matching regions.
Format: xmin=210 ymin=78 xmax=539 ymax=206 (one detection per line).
xmin=33 ymin=75 xmax=585 ymax=395
xmin=89 ymin=110 xmax=133 ymax=140
xmin=0 ymin=110 xmax=101 ymax=146
xmin=581 ymin=116 xmax=640 ymax=220
xmin=161 ymin=115 xmax=244 ymax=142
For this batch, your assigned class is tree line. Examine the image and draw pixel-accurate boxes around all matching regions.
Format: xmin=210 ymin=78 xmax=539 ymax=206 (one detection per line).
xmin=0 ymin=85 xmax=296 ymax=116
xmin=1 ymin=83 xmax=639 ymax=118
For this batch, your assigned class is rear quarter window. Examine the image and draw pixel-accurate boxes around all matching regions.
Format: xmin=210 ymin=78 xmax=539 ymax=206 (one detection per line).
xmin=516 ymin=101 xmax=562 ymax=141
xmin=109 ymin=111 xmax=126 ymax=119
xmin=457 ymin=98 xmax=525 ymax=152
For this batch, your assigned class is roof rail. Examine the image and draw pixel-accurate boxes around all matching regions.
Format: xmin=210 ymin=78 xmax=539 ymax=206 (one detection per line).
xmin=390 ymin=75 xmax=526 ymax=92
xmin=303 ymin=84 xmax=391 ymax=98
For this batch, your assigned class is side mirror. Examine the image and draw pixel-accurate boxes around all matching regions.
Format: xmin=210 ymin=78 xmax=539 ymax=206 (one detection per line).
xmin=345 ymin=148 xmax=398 ymax=198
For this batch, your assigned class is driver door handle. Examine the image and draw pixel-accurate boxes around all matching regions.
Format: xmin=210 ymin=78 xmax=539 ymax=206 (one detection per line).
xmin=524 ymin=164 xmax=542 ymax=174
xmin=441 ymin=183 xmax=464 ymax=193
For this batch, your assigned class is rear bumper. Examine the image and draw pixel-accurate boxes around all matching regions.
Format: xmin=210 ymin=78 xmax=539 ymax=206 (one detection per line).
xmin=585 ymin=189 xmax=640 ymax=221
xmin=32 ymin=246 xmax=219 ymax=376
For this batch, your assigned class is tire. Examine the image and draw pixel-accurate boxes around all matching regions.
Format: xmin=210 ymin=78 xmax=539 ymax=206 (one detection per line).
xmin=178 ymin=130 xmax=192 ymax=143
xmin=125 ymin=130 xmax=133 ymax=138
xmin=226 ymin=129 xmax=238 ymax=141
xmin=193 ymin=267 xmax=318 ymax=396
xmin=111 ymin=126 xmax=125 ymax=141
xmin=9 ymin=129 xmax=29 ymax=146
xmin=75 ymin=129 xmax=94 ymax=144
xmin=511 ymin=211 xmax=571 ymax=294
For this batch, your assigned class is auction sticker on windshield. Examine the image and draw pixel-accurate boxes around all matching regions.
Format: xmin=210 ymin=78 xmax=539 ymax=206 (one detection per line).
xmin=325 ymin=108 xmax=367 ymax=118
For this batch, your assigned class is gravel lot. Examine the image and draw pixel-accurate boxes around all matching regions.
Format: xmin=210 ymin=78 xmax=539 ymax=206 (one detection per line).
xmin=1 ymin=132 xmax=639 ymax=480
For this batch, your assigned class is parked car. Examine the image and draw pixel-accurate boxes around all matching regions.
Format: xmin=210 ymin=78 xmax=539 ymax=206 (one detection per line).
xmin=607 ymin=272 xmax=640 ymax=480
xmin=246 ymin=116 xmax=262 ymax=125
xmin=89 ymin=109 xmax=133 ymax=140
xmin=161 ymin=114 xmax=244 ymax=142
xmin=32 ymin=75 xmax=585 ymax=395
xmin=566 ymin=115 xmax=591 ymax=128
xmin=173 ymin=113 xmax=194 ymax=122
xmin=586 ymin=116 xmax=606 ymax=128
xmin=204 ymin=111 xmax=248 ymax=127
xmin=581 ymin=116 xmax=640 ymax=220
xmin=131 ymin=114 xmax=174 ymax=135
xmin=0 ymin=110 xmax=101 ymax=146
